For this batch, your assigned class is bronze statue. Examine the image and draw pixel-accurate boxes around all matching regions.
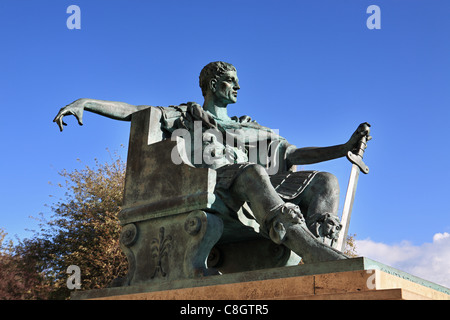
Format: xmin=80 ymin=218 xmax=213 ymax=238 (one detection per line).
xmin=54 ymin=61 xmax=371 ymax=264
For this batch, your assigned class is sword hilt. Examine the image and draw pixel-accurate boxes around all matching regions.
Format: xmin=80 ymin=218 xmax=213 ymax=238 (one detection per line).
xmin=347 ymin=133 xmax=369 ymax=174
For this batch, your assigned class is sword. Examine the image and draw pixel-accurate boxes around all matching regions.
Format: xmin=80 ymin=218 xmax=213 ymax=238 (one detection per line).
xmin=336 ymin=124 xmax=370 ymax=252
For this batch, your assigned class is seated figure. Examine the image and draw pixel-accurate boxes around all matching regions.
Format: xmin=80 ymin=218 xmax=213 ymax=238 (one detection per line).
xmin=54 ymin=61 xmax=371 ymax=264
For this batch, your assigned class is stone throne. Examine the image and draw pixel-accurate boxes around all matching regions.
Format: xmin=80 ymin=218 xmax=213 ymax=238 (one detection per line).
xmin=116 ymin=107 xmax=300 ymax=287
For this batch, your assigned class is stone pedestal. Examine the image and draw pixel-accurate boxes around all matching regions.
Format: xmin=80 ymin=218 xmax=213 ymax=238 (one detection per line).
xmin=71 ymin=257 xmax=449 ymax=300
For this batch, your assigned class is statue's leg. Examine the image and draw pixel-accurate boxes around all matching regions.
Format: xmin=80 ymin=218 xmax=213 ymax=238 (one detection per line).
xmin=230 ymin=164 xmax=347 ymax=262
xmin=230 ymin=164 xmax=285 ymax=221
xmin=300 ymin=171 xmax=340 ymax=218
xmin=299 ymin=172 xmax=342 ymax=247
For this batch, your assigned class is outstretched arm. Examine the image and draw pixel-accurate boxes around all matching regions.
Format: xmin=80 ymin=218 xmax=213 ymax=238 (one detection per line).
xmin=53 ymin=98 xmax=148 ymax=131
xmin=286 ymin=122 xmax=371 ymax=166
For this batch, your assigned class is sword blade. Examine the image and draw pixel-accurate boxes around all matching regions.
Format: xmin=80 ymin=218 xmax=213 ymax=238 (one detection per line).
xmin=337 ymin=163 xmax=361 ymax=252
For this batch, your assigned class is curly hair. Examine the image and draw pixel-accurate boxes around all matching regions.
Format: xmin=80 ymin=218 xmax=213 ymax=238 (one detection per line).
xmin=199 ymin=61 xmax=236 ymax=97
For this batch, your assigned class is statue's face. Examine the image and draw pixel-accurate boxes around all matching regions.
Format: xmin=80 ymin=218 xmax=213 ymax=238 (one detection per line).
xmin=322 ymin=216 xmax=342 ymax=240
xmin=212 ymin=70 xmax=240 ymax=104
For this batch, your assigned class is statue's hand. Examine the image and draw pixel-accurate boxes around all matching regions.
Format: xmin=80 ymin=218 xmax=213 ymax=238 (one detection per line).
xmin=53 ymin=99 xmax=85 ymax=132
xmin=345 ymin=122 xmax=371 ymax=153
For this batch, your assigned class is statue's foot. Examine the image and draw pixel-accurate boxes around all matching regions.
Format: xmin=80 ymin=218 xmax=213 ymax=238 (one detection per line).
xmin=265 ymin=203 xmax=348 ymax=263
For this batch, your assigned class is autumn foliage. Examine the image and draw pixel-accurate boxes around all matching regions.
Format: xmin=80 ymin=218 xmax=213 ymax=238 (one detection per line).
xmin=0 ymin=153 xmax=128 ymax=299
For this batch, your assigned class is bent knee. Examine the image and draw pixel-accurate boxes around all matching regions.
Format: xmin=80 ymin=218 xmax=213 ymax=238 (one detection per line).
xmin=241 ymin=163 xmax=268 ymax=180
xmin=314 ymin=171 xmax=339 ymax=194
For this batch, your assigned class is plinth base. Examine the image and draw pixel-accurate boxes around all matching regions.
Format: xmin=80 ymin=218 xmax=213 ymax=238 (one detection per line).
xmin=71 ymin=257 xmax=449 ymax=300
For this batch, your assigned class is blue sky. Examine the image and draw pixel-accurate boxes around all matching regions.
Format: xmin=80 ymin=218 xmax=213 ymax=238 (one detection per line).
xmin=1 ymin=1 xmax=450 ymax=286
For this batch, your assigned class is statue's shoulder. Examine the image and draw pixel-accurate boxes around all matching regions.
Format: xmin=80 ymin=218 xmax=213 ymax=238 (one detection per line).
xmin=155 ymin=104 xmax=186 ymax=116
xmin=150 ymin=103 xmax=192 ymax=123
xmin=234 ymin=115 xmax=274 ymax=133
xmin=157 ymin=102 xmax=203 ymax=132
xmin=160 ymin=102 xmax=201 ymax=118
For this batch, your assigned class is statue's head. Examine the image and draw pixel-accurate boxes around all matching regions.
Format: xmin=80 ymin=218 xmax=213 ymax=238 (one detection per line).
xmin=199 ymin=62 xmax=240 ymax=104
xmin=307 ymin=212 xmax=342 ymax=241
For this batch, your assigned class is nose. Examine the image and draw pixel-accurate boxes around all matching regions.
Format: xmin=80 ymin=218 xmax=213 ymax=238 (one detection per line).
xmin=234 ymin=83 xmax=240 ymax=91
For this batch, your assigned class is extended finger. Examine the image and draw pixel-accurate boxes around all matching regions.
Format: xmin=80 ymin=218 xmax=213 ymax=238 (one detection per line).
xmin=57 ymin=120 xmax=63 ymax=132
xmin=52 ymin=112 xmax=62 ymax=123
xmin=55 ymin=116 xmax=67 ymax=132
